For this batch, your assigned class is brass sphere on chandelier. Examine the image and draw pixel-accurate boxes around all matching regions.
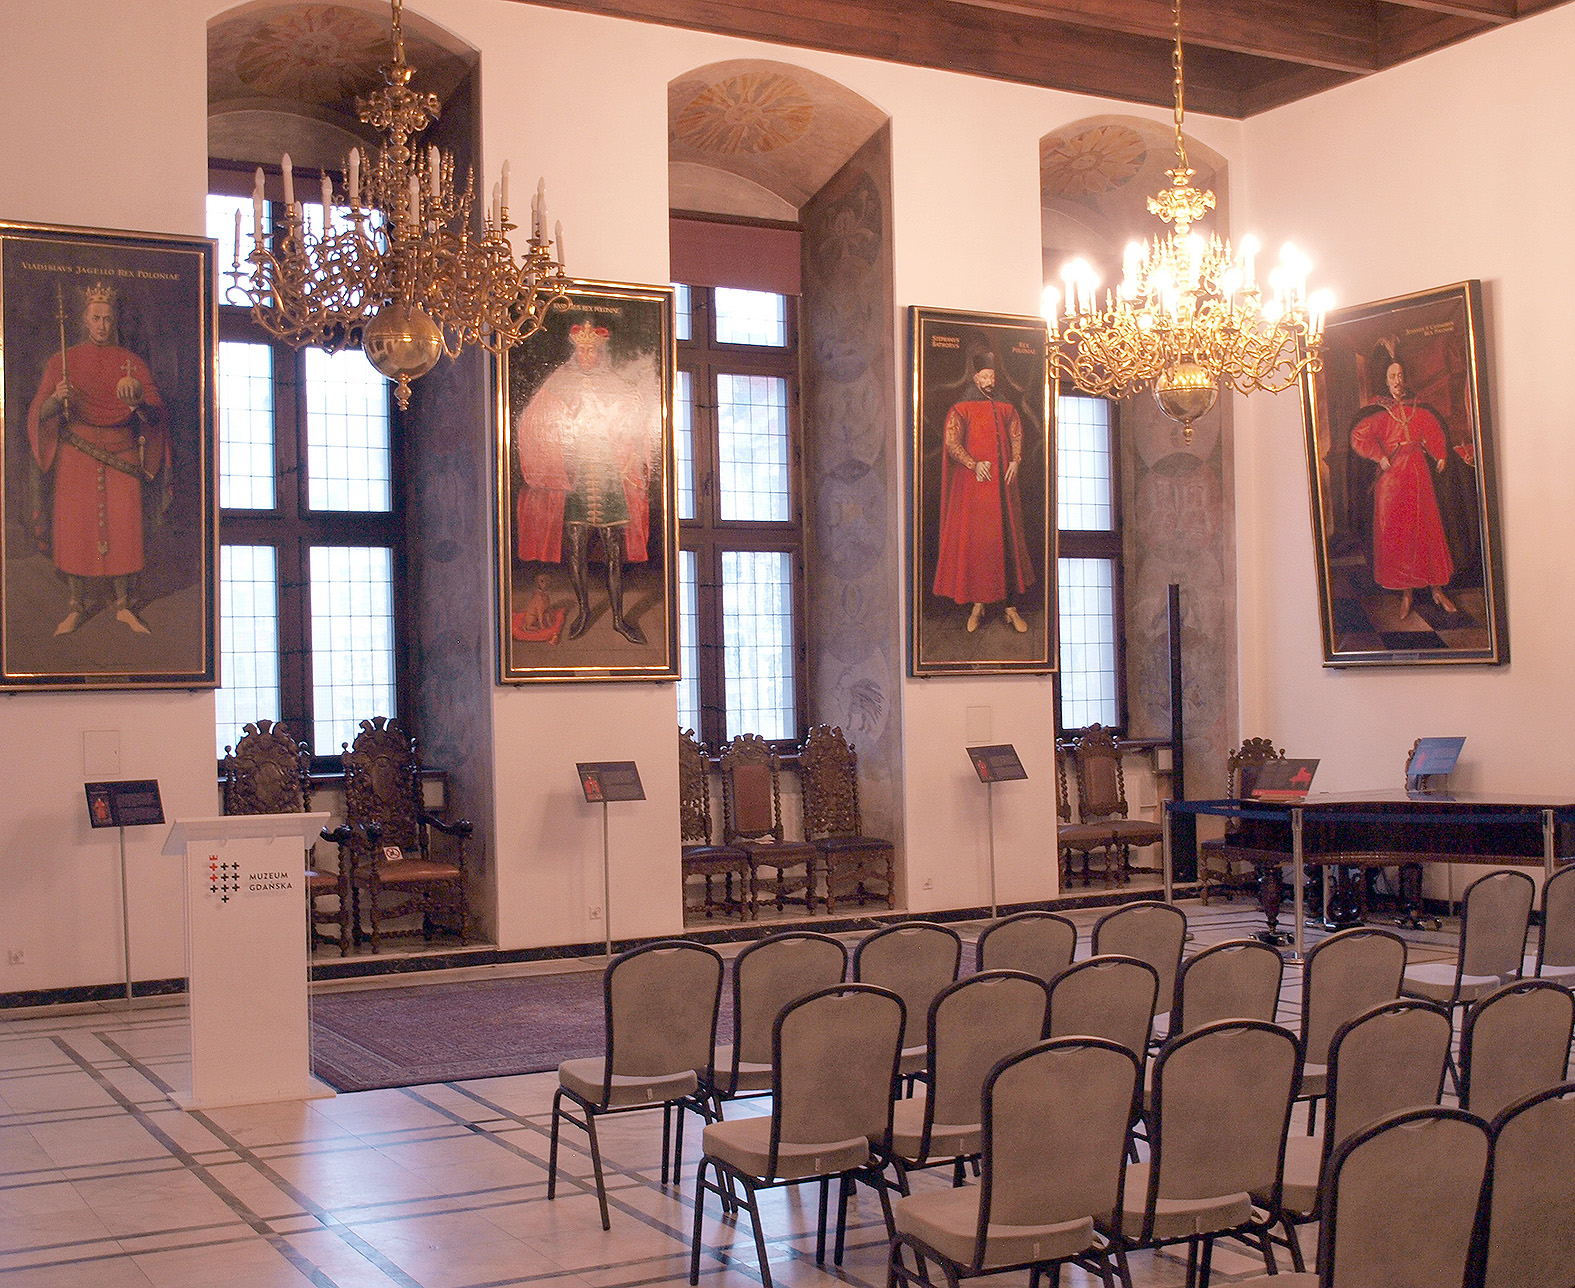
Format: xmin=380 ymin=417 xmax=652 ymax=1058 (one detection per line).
xmin=1153 ymin=359 xmax=1218 ymax=440
xmin=362 ymin=303 xmax=444 ymax=408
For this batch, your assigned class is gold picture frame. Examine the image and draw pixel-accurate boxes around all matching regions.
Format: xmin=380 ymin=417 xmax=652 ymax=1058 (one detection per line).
xmin=908 ymin=306 xmax=1055 ymax=677
xmin=1302 ymin=280 xmax=1507 ymax=666
xmin=0 ymin=219 xmax=217 ymax=690
xmin=495 ymin=279 xmax=678 ymax=683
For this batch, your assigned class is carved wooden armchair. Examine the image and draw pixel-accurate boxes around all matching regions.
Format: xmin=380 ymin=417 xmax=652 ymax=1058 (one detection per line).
xmin=1056 ymin=740 xmax=1116 ymax=887
xmin=798 ymin=724 xmax=894 ymax=913
xmin=1198 ymin=736 xmax=1286 ymax=906
xmin=222 ymin=719 xmax=348 ymax=955
xmin=719 ymin=733 xmax=817 ymax=914
xmin=1070 ymin=724 xmax=1161 ymax=883
xmin=679 ymin=728 xmax=751 ymax=919
xmin=324 ymin=717 xmax=472 ymax=953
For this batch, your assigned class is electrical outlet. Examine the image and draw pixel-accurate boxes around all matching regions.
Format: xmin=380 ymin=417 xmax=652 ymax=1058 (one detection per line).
xmin=921 ymin=878 xmax=934 ymax=891
xmin=588 ymin=906 xmax=602 ymax=920
xmin=6 ymin=948 xmax=23 ymax=966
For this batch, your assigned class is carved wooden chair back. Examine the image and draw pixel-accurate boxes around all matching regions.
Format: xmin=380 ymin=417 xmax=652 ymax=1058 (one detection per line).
xmin=342 ymin=717 xmax=423 ymax=856
xmin=1054 ymin=741 xmax=1075 ymax=824
xmin=798 ymin=725 xmax=863 ymax=839
xmin=720 ymin=733 xmax=785 ymax=844
xmin=1071 ymin=724 xmax=1132 ymax=821
xmin=679 ymin=728 xmax=719 ymax=845
xmin=222 ymin=719 xmax=311 ymax=817
xmin=1227 ymin=737 xmax=1284 ymax=807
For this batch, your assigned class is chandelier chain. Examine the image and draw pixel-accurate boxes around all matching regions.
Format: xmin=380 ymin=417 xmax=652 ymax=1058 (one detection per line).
xmin=1172 ymin=0 xmax=1188 ymax=177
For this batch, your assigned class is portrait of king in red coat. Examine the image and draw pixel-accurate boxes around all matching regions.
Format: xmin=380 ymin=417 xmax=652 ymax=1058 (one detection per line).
xmin=932 ymin=356 xmax=1035 ymax=634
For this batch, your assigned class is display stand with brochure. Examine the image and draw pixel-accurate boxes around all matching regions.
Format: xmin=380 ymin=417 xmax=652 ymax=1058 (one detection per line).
xmin=966 ymin=745 xmax=1027 ymax=918
xmin=577 ymin=762 xmax=645 ymax=957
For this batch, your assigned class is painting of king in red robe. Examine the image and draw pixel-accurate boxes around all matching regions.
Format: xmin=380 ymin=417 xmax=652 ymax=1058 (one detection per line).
xmin=1302 ymin=281 xmax=1506 ymax=666
xmin=909 ymin=308 xmax=1053 ymax=677
xmin=1 ymin=222 xmax=216 ymax=689
xmin=496 ymin=280 xmax=676 ymax=683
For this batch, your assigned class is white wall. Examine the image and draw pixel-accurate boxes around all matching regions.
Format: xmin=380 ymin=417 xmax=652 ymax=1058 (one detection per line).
xmin=3 ymin=0 xmax=1239 ymax=989
xmin=0 ymin=0 xmax=212 ymax=993
xmin=1235 ymin=4 xmax=1575 ymax=798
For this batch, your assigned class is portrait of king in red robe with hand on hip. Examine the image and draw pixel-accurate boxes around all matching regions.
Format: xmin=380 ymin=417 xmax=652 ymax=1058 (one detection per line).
xmin=909 ymin=307 xmax=1052 ymax=677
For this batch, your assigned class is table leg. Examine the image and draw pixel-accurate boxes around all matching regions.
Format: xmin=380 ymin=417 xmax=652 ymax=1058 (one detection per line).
xmin=1162 ymin=805 xmax=1174 ymax=904
xmin=1292 ymin=810 xmax=1306 ymax=962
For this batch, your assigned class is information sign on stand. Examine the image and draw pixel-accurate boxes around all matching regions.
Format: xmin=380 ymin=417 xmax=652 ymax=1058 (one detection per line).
xmin=163 ymin=813 xmax=330 ymax=1110
xmin=84 ymin=779 xmax=165 ymax=1008
xmin=577 ymin=762 xmax=643 ymax=957
xmin=965 ymin=745 xmax=1027 ymax=917
xmin=1407 ymin=737 xmax=1465 ymax=793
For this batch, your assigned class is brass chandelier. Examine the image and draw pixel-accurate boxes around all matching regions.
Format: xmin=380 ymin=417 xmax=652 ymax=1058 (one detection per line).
xmin=228 ymin=0 xmax=569 ymax=409
xmin=1044 ymin=0 xmax=1330 ymax=440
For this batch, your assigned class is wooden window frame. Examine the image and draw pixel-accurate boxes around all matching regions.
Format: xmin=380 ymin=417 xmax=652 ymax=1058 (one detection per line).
xmin=217 ymin=302 xmax=410 ymax=770
xmin=1053 ymin=391 xmax=1128 ymax=737
xmin=678 ymin=285 xmax=808 ymax=751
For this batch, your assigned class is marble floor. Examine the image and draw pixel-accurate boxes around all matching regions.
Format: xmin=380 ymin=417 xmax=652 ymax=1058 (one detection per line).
xmin=1 ymin=900 xmax=1464 ymax=1288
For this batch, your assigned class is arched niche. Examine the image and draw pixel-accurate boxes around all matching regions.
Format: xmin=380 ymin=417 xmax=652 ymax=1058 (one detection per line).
xmin=208 ymin=1 xmax=476 ymax=170
xmin=667 ymin=62 xmax=907 ymax=886
xmin=1040 ymin=115 xmax=1238 ymax=800
xmin=207 ymin=3 xmax=499 ymax=942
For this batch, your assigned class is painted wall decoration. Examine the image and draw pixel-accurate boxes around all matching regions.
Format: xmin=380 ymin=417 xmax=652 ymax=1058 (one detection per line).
xmin=0 ymin=220 xmax=217 ymax=691
xmin=908 ymin=307 xmax=1054 ymax=677
xmin=1302 ymin=280 xmax=1507 ymax=666
xmin=495 ymin=280 xmax=677 ymax=683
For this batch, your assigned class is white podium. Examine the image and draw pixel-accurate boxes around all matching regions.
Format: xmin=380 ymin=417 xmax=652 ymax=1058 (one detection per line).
xmin=163 ymin=813 xmax=332 ymax=1110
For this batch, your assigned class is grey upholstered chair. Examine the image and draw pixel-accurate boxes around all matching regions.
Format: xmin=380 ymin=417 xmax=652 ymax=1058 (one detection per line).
xmin=1403 ymin=868 xmax=1534 ymax=1006
xmin=1045 ymin=955 xmax=1160 ymax=1065
xmin=1232 ymin=1106 xmax=1490 ymax=1288
xmin=853 ymin=921 xmax=962 ymax=1082
xmin=888 ymin=971 xmax=1050 ymax=1192
xmin=1271 ymin=997 xmax=1452 ymax=1271
xmin=1459 ymin=977 xmax=1575 ymax=1121
xmin=1482 ymin=1082 xmax=1575 ymax=1288
xmin=974 ymin=910 xmax=1077 ymax=982
xmin=1404 ymin=868 xmax=1535 ymax=1095
xmin=548 ymin=940 xmax=723 ymax=1229
xmin=888 ymin=1038 xmax=1142 ymax=1288
xmin=689 ymin=984 xmax=903 ymax=1288
xmin=1296 ymin=926 xmax=1407 ymax=1133
xmin=712 ymin=930 xmax=848 ymax=1106
xmin=1118 ymin=1019 xmax=1300 ymax=1287
xmin=1091 ymin=901 xmax=1187 ymax=1042
xmin=1530 ymin=862 xmax=1575 ymax=982
xmin=1170 ymin=937 xmax=1285 ymax=1037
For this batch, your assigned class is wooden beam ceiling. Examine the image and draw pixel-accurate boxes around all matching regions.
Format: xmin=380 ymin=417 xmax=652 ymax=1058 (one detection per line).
xmin=508 ymin=0 xmax=1569 ymax=117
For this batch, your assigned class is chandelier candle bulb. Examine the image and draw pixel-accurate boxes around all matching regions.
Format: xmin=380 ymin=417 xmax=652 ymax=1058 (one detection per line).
xmin=555 ymin=220 xmax=564 ymax=267
xmin=321 ymin=175 xmax=332 ymax=215
xmin=429 ymin=146 xmax=440 ymax=202
xmin=348 ymin=148 xmax=359 ymax=208
xmin=501 ymin=161 xmax=509 ymax=216
xmin=281 ymin=154 xmax=294 ymax=211
xmin=1041 ymin=286 xmax=1060 ymax=335
xmin=408 ymin=175 xmax=420 ymax=228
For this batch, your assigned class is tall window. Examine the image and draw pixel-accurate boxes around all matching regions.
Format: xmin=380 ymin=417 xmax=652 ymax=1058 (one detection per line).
xmin=209 ymin=190 xmax=405 ymax=762
xmin=1055 ymin=393 xmax=1124 ymax=731
xmin=675 ymin=284 xmax=806 ymax=747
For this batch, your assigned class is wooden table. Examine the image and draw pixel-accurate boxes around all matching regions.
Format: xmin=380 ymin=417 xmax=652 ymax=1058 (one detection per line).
xmin=1164 ymin=791 xmax=1575 ymax=959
